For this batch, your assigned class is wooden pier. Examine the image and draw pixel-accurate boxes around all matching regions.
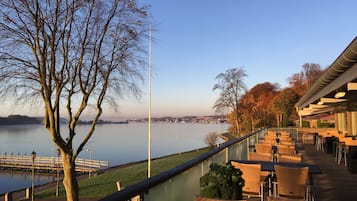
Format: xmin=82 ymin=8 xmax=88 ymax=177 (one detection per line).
xmin=0 ymin=154 xmax=109 ymax=173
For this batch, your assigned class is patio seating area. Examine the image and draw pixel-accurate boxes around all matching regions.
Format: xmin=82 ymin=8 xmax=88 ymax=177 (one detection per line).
xmin=299 ymin=140 xmax=357 ymax=201
xmin=241 ymin=130 xmax=316 ymax=201
xmin=240 ymin=130 xmax=357 ymax=201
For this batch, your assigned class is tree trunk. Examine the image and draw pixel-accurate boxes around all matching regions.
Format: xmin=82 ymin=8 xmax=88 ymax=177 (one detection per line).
xmin=283 ymin=112 xmax=289 ymax=127
xmin=62 ymin=153 xmax=79 ymax=201
xmin=251 ymin=116 xmax=254 ymax=132
xmin=234 ymin=111 xmax=240 ymax=136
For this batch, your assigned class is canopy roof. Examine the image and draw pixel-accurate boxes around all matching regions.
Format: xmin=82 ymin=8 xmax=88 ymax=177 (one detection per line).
xmin=296 ymin=37 xmax=357 ymax=116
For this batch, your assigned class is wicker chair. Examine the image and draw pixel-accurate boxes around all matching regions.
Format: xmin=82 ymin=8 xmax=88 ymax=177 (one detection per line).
xmin=271 ymin=165 xmax=312 ymax=201
xmin=194 ymin=195 xmax=246 ymax=201
xmin=277 ymin=154 xmax=302 ymax=163
xmin=279 ymin=141 xmax=295 ymax=147
xmin=337 ymin=136 xmax=350 ymax=165
xmin=267 ymin=131 xmax=277 ymax=136
xmin=277 ymin=145 xmax=296 ymax=155
xmin=255 ymin=143 xmax=273 ymax=154
xmin=249 ymin=152 xmax=273 ymax=162
xmin=231 ymin=161 xmax=265 ymax=201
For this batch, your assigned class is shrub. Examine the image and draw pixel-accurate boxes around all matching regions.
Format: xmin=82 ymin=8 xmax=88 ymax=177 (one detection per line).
xmin=317 ymin=120 xmax=334 ymax=128
xmin=302 ymin=120 xmax=310 ymax=128
xmin=199 ymin=163 xmax=244 ymax=200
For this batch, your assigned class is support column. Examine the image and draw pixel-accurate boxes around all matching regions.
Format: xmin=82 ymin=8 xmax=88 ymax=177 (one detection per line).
xmin=352 ymin=112 xmax=357 ymax=135
xmin=348 ymin=100 xmax=357 ymax=136
xmin=346 ymin=111 xmax=352 ymax=135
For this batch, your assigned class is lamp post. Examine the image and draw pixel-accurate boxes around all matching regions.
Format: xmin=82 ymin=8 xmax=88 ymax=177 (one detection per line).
xmin=147 ymin=23 xmax=152 ymax=178
xmin=56 ymin=149 xmax=61 ymax=197
xmin=31 ymin=150 xmax=36 ymax=201
xmin=86 ymin=148 xmax=92 ymax=177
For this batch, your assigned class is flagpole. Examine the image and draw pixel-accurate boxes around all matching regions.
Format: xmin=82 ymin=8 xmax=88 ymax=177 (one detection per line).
xmin=148 ymin=24 xmax=152 ymax=178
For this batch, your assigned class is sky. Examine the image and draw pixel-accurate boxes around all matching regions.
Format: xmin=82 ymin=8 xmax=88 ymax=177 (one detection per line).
xmin=2 ymin=0 xmax=357 ymax=120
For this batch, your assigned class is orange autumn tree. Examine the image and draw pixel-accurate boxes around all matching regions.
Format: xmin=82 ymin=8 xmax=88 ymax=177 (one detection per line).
xmin=238 ymin=82 xmax=279 ymax=133
xmin=273 ymin=88 xmax=300 ymax=127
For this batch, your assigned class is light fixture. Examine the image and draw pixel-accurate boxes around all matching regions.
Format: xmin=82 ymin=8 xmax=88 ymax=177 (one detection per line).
xmin=317 ymin=101 xmax=324 ymax=105
xmin=334 ymin=91 xmax=346 ymax=98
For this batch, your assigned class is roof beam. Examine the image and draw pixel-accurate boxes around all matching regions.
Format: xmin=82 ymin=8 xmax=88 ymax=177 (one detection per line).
xmin=299 ymin=108 xmax=316 ymax=116
xmin=299 ymin=106 xmax=333 ymax=116
xmin=348 ymin=82 xmax=357 ymax=91
xmin=299 ymin=104 xmax=336 ymax=116
xmin=309 ymin=104 xmax=329 ymax=109
xmin=319 ymin=98 xmax=347 ymax=104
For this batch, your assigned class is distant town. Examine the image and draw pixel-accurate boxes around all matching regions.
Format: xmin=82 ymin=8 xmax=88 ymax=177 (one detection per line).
xmin=130 ymin=115 xmax=227 ymax=124
xmin=0 ymin=114 xmax=227 ymax=125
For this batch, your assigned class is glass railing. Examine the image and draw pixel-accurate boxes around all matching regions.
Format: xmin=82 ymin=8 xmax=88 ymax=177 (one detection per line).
xmin=100 ymin=128 xmax=267 ymax=201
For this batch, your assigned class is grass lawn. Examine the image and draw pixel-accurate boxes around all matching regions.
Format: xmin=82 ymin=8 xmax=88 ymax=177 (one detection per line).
xmin=36 ymin=148 xmax=209 ymax=199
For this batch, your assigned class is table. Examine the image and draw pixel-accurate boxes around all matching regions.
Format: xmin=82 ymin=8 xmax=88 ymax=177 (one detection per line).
xmin=232 ymin=160 xmax=321 ymax=197
xmin=231 ymin=160 xmax=322 ymax=174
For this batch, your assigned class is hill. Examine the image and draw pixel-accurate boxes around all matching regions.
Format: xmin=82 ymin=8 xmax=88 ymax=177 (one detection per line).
xmin=0 ymin=115 xmax=42 ymax=125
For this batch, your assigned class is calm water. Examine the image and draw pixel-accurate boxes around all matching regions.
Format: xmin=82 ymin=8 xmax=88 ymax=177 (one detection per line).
xmin=0 ymin=123 xmax=228 ymax=194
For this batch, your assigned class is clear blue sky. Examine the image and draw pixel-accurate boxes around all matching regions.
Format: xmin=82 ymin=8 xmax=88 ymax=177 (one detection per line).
xmin=2 ymin=0 xmax=357 ymax=120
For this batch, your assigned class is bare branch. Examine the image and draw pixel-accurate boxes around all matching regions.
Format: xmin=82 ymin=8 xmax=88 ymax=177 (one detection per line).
xmin=0 ymin=0 xmax=149 ymax=199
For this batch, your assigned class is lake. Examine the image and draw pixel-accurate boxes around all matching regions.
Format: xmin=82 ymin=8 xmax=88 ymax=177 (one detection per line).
xmin=0 ymin=123 xmax=229 ymax=194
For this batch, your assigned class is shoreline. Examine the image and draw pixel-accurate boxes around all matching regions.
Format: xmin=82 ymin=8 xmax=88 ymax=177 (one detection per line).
xmin=1 ymin=147 xmax=209 ymax=201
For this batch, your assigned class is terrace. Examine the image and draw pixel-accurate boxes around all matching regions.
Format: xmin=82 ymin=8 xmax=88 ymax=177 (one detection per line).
xmin=99 ymin=37 xmax=356 ymax=201
xmin=97 ymin=129 xmax=357 ymax=201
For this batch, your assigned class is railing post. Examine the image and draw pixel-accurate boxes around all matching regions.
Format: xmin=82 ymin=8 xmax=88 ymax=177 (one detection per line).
xmin=247 ymin=137 xmax=250 ymax=160
xmin=296 ymin=127 xmax=299 ymax=142
xmin=25 ymin=187 xmax=31 ymax=199
xmin=225 ymin=147 xmax=229 ymax=163
xmin=4 ymin=192 xmax=12 ymax=201
xmin=201 ymin=161 xmax=204 ymax=176
xmin=116 ymin=181 xmax=122 ymax=191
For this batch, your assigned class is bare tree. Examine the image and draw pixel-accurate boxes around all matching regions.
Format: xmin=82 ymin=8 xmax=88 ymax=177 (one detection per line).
xmin=288 ymin=63 xmax=325 ymax=96
xmin=302 ymin=63 xmax=324 ymax=90
xmin=0 ymin=0 xmax=149 ymax=200
xmin=213 ymin=68 xmax=247 ymax=136
xmin=204 ymin=132 xmax=218 ymax=148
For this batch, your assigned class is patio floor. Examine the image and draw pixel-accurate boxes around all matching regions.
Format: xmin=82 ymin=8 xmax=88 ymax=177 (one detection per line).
xmin=299 ymin=142 xmax=357 ymax=201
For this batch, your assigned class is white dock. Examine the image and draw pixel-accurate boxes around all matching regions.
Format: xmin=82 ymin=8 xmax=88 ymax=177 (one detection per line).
xmin=0 ymin=154 xmax=109 ymax=173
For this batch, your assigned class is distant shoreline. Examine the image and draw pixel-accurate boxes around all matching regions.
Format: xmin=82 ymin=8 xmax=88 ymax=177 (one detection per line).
xmin=0 ymin=115 xmax=42 ymax=125
xmin=0 ymin=115 xmax=129 ymax=126
xmin=0 ymin=114 xmax=227 ymax=125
